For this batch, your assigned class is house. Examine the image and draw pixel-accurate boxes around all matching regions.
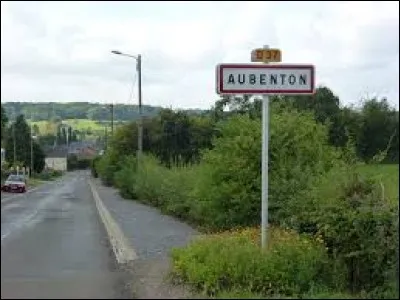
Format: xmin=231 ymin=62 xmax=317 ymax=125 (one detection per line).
xmin=67 ymin=142 xmax=98 ymax=160
xmin=44 ymin=147 xmax=68 ymax=171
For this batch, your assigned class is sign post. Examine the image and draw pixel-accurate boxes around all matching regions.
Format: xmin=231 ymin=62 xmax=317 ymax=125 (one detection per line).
xmin=215 ymin=47 xmax=315 ymax=249
xmin=261 ymin=45 xmax=270 ymax=249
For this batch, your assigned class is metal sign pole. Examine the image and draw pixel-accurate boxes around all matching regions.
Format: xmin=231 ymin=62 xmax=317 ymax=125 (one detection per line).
xmin=261 ymin=45 xmax=269 ymax=249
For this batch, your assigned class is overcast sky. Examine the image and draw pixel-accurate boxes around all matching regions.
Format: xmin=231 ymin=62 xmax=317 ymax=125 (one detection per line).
xmin=1 ymin=1 xmax=399 ymax=109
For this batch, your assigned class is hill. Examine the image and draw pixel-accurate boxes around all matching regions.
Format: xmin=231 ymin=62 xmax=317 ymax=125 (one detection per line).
xmin=2 ymin=102 xmax=207 ymax=122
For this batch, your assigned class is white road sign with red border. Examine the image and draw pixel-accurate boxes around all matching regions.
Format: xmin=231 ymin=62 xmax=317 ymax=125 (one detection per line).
xmin=216 ymin=64 xmax=315 ymax=95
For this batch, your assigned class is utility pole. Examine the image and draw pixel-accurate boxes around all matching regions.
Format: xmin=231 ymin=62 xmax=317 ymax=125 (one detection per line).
xmin=30 ymin=109 xmax=34 ymax=177
xmin=12 ymin=107 xmax=16 ymax=166
xmin=13 ymin=123 xmax=16 ymax=166
xmin=137 ymin=54 xmax=143 ymax=159
xmin=104 ymin=126 xmax=108 ymax=150
xmin=110 ymin=104 xmax=114 ymax=136
xmin=110 ymin=50 xmax=143 ymax=159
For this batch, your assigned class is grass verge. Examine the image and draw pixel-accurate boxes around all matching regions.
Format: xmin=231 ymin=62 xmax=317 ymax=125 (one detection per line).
xmin=170 ymin=227 xmax=350 ymax=299
xmin=356 ymin=163 xmax=399 ymax=205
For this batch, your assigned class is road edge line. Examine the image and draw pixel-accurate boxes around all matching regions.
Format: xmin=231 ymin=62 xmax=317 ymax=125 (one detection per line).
xmin=88 ymin=178 xmax=137 ymax=265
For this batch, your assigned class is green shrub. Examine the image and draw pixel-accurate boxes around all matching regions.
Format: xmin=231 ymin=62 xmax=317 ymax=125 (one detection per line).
xmin=96 ymin=148 xmax=121 ymax=186
xmin=213 ymin=289 xmax=264 ymax=299
xmin=171 ymin=227 xmax=344 ymax=298
xmin=113 ymin=153 xmax=220 ymax=228
xmin=90 ymin=156 xmax=100 ymax=178
xmin=67 ymin=154 xmax=92 ymax=171
xmin=132 ymin=155 xmax=166 ymax=206
xmin=115 ymin=154 xmax=199 ymax=223
xmin=192 ymin=109 xmax=340 ymax=231
xmin=113 ymin=155 xmax=137 ymax=199
xmin=289 ymin=165 xmax=399 ymax=293
xmin=34 ymin=169 xmax=63 ymax=180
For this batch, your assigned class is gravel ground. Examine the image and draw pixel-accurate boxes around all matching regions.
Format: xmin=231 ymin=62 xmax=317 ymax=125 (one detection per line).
xmin=92 ymin=178 xmax=200 ymax=299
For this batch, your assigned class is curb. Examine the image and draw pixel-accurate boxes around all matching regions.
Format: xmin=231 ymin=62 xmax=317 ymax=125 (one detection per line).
xmin=88 ymin=178 xmax=137 ymax=265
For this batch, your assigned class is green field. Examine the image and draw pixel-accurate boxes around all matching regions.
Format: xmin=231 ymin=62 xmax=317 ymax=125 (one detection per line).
xmin=29 ymin=119 xmax=126 ymax=136
xmin=357 ymin=163 xmax=399 ymax=205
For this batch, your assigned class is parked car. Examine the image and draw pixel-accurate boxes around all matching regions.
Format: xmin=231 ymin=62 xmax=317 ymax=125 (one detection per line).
xmin=1 ymin=174 xmax=27 ymax=193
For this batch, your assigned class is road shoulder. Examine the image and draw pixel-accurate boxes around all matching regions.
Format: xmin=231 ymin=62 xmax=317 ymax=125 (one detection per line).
xmin=89 ymin=177 xmax=200 ymax=299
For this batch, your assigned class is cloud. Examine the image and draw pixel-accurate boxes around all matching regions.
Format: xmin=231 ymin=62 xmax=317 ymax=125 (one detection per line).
xmin=1 ymin=1 xmax=399 ymax=109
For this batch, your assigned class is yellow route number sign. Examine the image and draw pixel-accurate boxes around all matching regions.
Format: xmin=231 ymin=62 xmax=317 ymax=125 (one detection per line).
xmin=251 ymin=48 xmax=282 ymax=63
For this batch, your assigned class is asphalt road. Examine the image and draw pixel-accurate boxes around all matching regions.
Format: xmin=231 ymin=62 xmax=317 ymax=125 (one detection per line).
xmin=1 ymin=171 xmax=129 ymax=299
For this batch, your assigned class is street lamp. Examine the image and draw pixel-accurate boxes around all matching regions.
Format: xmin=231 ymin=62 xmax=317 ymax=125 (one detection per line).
xmin=111 ymin=49 xmax=143 ymax=159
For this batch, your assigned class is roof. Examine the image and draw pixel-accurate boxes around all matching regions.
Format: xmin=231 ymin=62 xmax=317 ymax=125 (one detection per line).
xmin=44 ymin=141 xmax=99 ymax=158
xmin=45 ymin=147 xmax=68 ymax=158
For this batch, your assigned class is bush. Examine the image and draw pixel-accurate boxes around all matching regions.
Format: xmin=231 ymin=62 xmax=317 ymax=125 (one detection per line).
xmin=34 ymin=169 xmax=63 ymax=180
xmin=191 ymin=109 xmax=340 ymax=231
xmin=96 ymin=148 xmax=122 ymax=186
xmin=1 ymin=169 xmax=10 ymax=183
xmin=91 ymin=156 xmax=100 ymax=178
xmin=67 ymin=154 xmax=92 ymax=171
xmin=113 ymin=155 xmax=138 ymax=199
xmin=289 ymin=165 xmax=399 ymax=294
xmin=114 ymin=154 xmax=201 ymax=224
xmin=107 ymin=107 xmax=342 ymax=233
xmin=171 ymin=227 xmax=344 ymax=298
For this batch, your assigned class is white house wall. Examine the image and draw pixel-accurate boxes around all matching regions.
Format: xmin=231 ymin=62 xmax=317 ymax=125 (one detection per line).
xmin=45 ymin=157 xmax=67 ymax=171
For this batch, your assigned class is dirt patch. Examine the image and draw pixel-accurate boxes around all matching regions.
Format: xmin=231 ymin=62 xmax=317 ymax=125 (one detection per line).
xmin=128 ymin=255 xmax=201 ymax=299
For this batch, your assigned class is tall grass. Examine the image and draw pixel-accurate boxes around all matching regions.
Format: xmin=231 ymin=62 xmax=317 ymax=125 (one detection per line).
xmin=171 ymin=227 xmax=346 ymax=298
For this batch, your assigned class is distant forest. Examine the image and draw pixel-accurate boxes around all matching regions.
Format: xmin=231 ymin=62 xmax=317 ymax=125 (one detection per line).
xmin=2 ymin=102 xmax=207 ymax=121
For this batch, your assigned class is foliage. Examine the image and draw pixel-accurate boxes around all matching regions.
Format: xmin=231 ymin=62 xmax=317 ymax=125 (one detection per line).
xmin=356 ymin=98 xmax=399 ymax=163
xmin=356 ymin=164 xmax=399 ymax=205
xmin=90 ymin=156 xmax=101 ymax=178
xmin=171 ymin=227 xmax=345 ymax=298
xmin=192 ymin=107 xmax=340 ymax=230
xmin=4 ymin=91 xmax=398 ymax=164
xmin=33 ymin=169 xmax=63 ymax=181
xmin=32 ymin=142 xmax=46 ymax=173
xmin=95 ymin=148 xmax=122 ymax=186
xmin=90 ymin=85 xmax=399 ymax=298
xmin=67 ymin=154 xmax=92 ymax=171
xmin=1 ymin=104 xmax=8 ymax=144
xmin=3 ymin=101 xmax=204 ymax=122
xmin=102 ymin=107 xmax=341 ymax=233
xmin=113 ymin=154 xmax=200 ymax=223
xmin=288 ymin=164 xmax=399 ymax=294
xmin=3 ymin=115 xmax=46 ymax=173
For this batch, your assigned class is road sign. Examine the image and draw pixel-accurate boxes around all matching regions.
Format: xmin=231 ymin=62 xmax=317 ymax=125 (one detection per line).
xmin=216 ymin=64 xmax=315 ymax=95
xmin=216 ymin=46 xmax=316 ymax=249
xmin=251 ymin=48 xmax=282 ymax=63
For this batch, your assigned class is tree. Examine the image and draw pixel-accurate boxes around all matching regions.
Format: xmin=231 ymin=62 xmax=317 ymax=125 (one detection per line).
xmin=4 ymin=115 xmax=45 ymax=172
xmin=1 ymin=105 xmax=8 ymax=144
xmin=32 ymin=124 xmax=40 ymax=136
xmin=356 ymin=98 xmax=399 ymax=163
xmin=32 ymin=141 xmax=46 ymax=173
xmin=38 ymin=134 xmax=57 ymax=149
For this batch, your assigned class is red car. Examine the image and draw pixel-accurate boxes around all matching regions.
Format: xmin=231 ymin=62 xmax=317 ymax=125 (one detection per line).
xmin=1 ymin=174 xmax=27 ymax=193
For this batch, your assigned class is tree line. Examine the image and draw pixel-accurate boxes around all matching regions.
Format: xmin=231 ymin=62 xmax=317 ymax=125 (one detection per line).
xmin=102 ymin=86 xmax=398 ymax=169
xmin=2 ymin=102 xmax=206 ymax=122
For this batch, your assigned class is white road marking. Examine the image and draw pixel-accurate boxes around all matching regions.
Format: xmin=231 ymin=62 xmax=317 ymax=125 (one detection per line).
xmin=88 ymin=179 xmax=137 ymax=264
